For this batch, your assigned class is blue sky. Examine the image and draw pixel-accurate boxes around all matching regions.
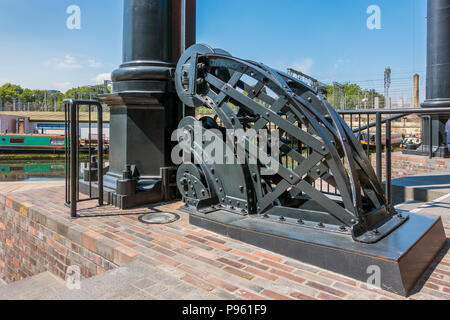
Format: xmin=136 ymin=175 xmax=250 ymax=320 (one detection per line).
xmin=0 ymin=0 xmax=426 ymax=102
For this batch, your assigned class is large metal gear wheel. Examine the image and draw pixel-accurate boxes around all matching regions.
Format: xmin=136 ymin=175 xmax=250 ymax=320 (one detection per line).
xmin=174 ymin=44 xmax=408 ymax=243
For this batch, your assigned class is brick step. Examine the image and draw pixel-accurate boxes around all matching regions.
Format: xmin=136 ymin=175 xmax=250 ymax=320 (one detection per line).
xmin=391 ymin=171 xmax=450 ymax=205
xmin=0 ymin=272 xmax=65 ymax=300
xmin=39 ymin=258 xmax=219 ymax=300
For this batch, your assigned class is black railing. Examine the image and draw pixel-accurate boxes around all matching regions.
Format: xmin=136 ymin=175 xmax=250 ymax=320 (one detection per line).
xmin=64 ymin=99 xmax=104 ymax=218
xmin=338 ymin=107 xmax=450 ymax=205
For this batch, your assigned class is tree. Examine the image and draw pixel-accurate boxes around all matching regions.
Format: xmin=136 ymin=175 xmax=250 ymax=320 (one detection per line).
xmin=0 ymin=83 xmax=109 ymax=112
xmin=21 ymin=88 xmax=35 ymax=103
xmin=0 ymin=83 xmax=23 ymax=103
xmin=326 ymin=83 xmax=384 ymax=110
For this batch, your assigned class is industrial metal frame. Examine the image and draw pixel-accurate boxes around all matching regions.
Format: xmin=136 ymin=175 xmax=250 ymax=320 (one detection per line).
xmin=175 ymin=44 xmax=408 ymax=244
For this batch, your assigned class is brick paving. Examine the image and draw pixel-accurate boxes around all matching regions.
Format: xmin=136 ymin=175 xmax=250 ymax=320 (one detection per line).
xmin=1 ymin=180 xmax=449 ymax=300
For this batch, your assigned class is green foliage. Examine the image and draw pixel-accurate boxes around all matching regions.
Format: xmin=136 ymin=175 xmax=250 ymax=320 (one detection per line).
xmin=326 ymin=83 xmax=384 ymax=110
xmin=0 ymin=83 xmax=23 ymax=103
xmin=0 ymin=83 xmax=107 ymax=112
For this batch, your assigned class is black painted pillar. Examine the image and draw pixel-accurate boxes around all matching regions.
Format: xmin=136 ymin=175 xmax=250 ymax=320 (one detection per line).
xmin=100 ymin=0 xmax=196 ymax=208
xmin=410 ymin=0 xmax=450 ymax=157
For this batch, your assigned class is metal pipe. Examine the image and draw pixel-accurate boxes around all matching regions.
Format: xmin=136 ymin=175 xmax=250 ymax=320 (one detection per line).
xmin=89 ymin=105 xmax=92 ymax=198
xmin=352 ymin=114 xmax=405 ymax=133
xmin=70 ymin=101 xmax=77 ymax=218
xmin=376 ymin=113 xmax=382 ymax=184
xmin=366 ymin=114 xmax=370 ymax=157
xmin=424 ymin=115 xmax=433 ymax=159
xmin=113 ymin=0 xmax=196 ymax=83
xmin=338 ymin=107 xmax=450 ymax=115
xmin=386 ymin=120 xmax=392 ymax=204
xmin=425 ymin=0 xmax=450 ymax=104
xmin=97 ymin=103 xmax=104 ymax=206
xmin=65 ymin=103 xmax=69 ymax=204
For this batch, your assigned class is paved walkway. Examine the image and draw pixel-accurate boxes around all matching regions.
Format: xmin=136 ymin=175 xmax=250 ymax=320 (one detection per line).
xmin=1 ymin=181 xmax=449 ymax=300
xmin=0 ymin=272 xmax=64 ymax=300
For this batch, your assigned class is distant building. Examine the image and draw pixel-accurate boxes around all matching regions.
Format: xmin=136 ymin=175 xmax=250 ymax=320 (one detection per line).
xmin=0 ymin=112 xmax=110 ymax=139
xmin=0 ymin=114 xmax=34 ymax=134
xmin=374 ymin=97 xmax=380 ymax=109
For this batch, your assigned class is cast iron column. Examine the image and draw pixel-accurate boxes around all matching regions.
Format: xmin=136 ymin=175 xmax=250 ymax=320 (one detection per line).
xmin=411 ymin=0 xmax=450 ymax=157
xmin=100 ymin=0 xmax=196 ymax=208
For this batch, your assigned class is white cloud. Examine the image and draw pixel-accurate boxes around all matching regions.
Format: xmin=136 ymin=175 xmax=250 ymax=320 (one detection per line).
xmin=0 ymin=78 xmax=11 ymax=86
xmin=88 ymin=59 xmax=102 ymax=68
xmin=292 ymin=58 xmax=314 ymax=74
xmin=52 ymin=82 xmax=72 ymax=92
xmin=92 ymin=73 xmax=111 ymax=83
xmin=46 ymin=55 xmax=82 ymax=69
xmin=331 ymin=58 xmax=346 ymax=73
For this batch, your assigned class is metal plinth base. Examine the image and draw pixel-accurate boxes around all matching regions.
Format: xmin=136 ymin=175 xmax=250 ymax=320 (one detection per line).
xmin=79 ymin=180 xmax=163 ymax=209
xmin=188 ymin=209 xmax=446 ymax=296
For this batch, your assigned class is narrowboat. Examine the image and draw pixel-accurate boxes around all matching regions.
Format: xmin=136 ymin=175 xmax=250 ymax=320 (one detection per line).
xmin=355 ymin=132 xmax=403 ymax=150
xmin=0 ymin=134 xmax=68 ymax=153
xmin=0 ymin=134 xmax=104 ymax=154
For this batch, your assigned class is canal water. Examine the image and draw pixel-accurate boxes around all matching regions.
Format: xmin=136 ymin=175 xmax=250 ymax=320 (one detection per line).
xmin=0 ymin=159 xmax=104 ymax=182
xmin=0 ymin=161 xmax=66 ymax=182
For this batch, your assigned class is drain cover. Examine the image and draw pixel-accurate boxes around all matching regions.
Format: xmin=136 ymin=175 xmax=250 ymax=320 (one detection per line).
xmin=139 ymin=212 xmax=180 ymax=225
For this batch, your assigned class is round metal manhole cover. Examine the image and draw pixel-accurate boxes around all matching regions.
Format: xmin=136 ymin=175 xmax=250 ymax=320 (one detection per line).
xmin=139 ymin=212 xmax=180 ymax=225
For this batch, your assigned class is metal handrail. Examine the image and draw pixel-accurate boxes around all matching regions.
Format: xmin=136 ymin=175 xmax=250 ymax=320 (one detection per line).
xmin=337 ymin=106 xmax=450 ymax=205
xmin=338 ymin=107 xmax=450 ymax=115
xmin=64 ymin=99 xmax=104 ymax=218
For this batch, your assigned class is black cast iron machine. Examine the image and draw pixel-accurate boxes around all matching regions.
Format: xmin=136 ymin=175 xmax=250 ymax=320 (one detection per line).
xmin=69 ymin=0 xmax=446 ymax=297
xmin=172 ymin=44 xmax=446 ymax=296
